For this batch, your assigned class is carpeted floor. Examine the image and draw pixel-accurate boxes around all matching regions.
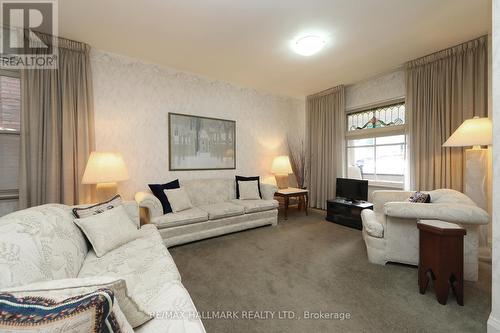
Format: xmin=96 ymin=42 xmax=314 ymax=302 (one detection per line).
xmin=169 ymin=209 xmax=491 ymax=333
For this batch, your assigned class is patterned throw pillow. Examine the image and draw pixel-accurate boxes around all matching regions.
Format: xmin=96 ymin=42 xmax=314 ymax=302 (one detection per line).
xmin=0 ymin=289 xmax=133 ymax=333
xmin=73 ymin=194 xmax=122 ymax=218
xmin=2 ymin=277 xmax=151 ymax=328
xmin=408 ymin=191 xmax=431 ymax=203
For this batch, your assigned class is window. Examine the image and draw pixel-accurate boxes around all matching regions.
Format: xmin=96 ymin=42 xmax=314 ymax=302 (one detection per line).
xmin=347 ymin=102 xmax=405 ymax=132
xmin=0 ymin=70 xmax=21 ymax=199
xmin=346 ymin=101 xmax=406 ymax=187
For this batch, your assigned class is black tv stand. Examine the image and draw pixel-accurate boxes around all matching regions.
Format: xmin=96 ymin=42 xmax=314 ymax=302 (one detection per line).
xmin=326 ymin=198 xmax=373 ymax=230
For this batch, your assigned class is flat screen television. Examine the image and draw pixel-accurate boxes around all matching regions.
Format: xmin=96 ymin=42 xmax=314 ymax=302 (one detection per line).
xmin=336 ymin=178 xmax=368 ymax=202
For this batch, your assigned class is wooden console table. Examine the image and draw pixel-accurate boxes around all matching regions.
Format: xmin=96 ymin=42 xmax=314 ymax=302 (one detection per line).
xmin=274 ymin=187 xmax=308 ymax=220
xmin=326 ymin=198 xmax=373 ymax=230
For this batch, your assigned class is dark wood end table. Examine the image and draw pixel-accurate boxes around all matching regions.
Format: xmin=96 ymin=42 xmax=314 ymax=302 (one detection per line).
xmin=274 ymin=187 xmax=309 ymax=220
xmin=417 ymin=220 xmax=466 ymax=306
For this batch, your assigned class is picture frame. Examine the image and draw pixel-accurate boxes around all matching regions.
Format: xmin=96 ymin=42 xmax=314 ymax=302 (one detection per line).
xmin=168 ymin=113 xmax=236 ymax=170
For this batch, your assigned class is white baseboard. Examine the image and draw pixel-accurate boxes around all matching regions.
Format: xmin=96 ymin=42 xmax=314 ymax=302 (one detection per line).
xmin=488 ymin=313 xmax=500 ymax=333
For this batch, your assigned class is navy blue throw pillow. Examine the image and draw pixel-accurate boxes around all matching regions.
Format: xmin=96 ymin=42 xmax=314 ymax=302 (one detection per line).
xmin=149 ymin=179 xmax=180 ymax=214
xmin=235 ymin=176 xmax=262 ymax=199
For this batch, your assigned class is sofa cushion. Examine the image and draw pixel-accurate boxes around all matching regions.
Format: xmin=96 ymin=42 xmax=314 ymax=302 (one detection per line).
xmin=198 ymin=202 xmax=245 ymax=220
xmin=152 ymin=207 xmax=209 ymax=229
xmin=428 ymin=188 xmax=476 ymax=205
xmin=77 ymin=225 xmax=181 ymax=308
xmin=0 ymin=204 xmax=88 ymax=289
xmin=135 ymin=281 xmax=206 ymax=333
xmin=180 ymin=178 xmax=236 ymax=206
xmin=230 ymin=199 xmax=279 ymax=214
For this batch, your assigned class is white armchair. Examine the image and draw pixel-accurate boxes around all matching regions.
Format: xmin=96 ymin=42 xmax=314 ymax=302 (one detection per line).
xmin=361 ymin=189 xmax=489 ymax=281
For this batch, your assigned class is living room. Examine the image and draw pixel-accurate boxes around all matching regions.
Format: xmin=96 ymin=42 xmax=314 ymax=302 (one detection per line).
xmin=0 ymin=0 xmax=499 ymax=332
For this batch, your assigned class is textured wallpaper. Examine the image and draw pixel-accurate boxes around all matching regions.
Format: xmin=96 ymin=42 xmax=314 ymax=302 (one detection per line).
xmin=91 ymin=50 xmax=305 ymax=200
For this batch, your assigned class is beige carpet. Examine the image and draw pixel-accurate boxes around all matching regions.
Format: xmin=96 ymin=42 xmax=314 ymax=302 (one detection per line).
xmin=169 ymin=209 xmax=491 ymax=333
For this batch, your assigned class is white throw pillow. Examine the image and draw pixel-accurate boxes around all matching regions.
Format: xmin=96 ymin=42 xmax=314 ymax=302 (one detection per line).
xmin=238 ymin=180 xmax=261 ymax=200
xmin=1 ymin=277 xmax=150 ymax=328
xmin=74 ymin=205 xmax=140 ymax=258
xmin=164 ymin=188 xmax=193 ymax=212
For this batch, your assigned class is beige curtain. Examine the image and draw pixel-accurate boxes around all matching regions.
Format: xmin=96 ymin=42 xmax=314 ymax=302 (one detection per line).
xmin=19 ymin=36 xmax=95 ymax=208
xmin=306 ymin=85 xmax=345 ymax=209
xmin=406 ymin=36 xmax=487 ymax=192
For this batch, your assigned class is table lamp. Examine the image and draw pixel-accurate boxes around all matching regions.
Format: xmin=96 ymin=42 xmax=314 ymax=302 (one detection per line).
xmin=271 ymin=155 xmax=293 ymax=189
xmin=82 ymin=152 xmax=129 ymax=202
xmin=443 ymin=116 xmax=492 ymax=211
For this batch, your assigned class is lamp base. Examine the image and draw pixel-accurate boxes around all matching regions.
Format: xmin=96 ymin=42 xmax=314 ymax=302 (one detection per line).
xmin=275 ymin=175 xmax=289 ymax=189
xmin=465 ymin=149 xmax=488 ymax=210
xmin=465 ymin=148 xmax=489 ymax=250
xmin=96 ymin=182 xmax=118 ymax=202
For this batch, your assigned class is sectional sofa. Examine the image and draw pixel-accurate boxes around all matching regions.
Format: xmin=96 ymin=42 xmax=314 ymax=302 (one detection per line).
xmin=135 ymin=178 xmax=279 ymax=247
xmin=0 ymin=202 xmax=206 ymax=332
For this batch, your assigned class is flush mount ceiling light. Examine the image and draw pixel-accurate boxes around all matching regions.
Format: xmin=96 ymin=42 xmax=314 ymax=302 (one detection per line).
xmin=292 ymin=35 xmax=326 ymax=56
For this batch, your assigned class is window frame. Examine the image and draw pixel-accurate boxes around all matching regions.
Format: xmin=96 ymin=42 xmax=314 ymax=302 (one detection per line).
xmin=0 ymin=68 xmax=21 ymax=201
xmin=345 ymin=99 xmax=406 ymax=188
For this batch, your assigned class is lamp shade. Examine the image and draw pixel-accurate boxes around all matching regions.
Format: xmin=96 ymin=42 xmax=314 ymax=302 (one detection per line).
xmin=271 ymin=155 xmax=293 ymax=175
xmin=82 ymin=152 xmax=129 ymax=184
xmin=443 ymin=117 xmax=492 ymax=147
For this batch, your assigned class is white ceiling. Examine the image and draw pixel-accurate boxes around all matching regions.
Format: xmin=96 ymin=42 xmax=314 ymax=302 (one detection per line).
xmin=59 ymin=0 xmax=491 ymax=97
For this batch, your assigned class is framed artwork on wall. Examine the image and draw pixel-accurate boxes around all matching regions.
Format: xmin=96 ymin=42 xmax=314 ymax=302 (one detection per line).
xmin=168 ymin=113 xmax=236 ymax=170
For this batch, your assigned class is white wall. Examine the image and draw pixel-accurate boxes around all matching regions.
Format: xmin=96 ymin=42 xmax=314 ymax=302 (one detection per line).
xmin=488 ymin=1 xmax=500 ymax=331
xmin=91 ymin=50 xmax=305 ymax=200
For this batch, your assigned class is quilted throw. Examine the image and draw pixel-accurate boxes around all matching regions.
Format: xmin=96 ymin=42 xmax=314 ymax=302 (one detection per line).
xmin=0 ymin=289 xmax=123 ymax=333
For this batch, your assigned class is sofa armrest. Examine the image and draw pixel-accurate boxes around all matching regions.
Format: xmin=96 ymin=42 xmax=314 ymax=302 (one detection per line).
xmin=135 ymin=192 xmax=163 ymax=224
xmin=139 ymin=223 xmax=158 ymax=233
xmin=384 ymin=202 xmax=489 ymax=225
xmin=361 ymin=209 xmax=384 ymax=238
xmin=260 ymin=183 xmax=278 ymax=200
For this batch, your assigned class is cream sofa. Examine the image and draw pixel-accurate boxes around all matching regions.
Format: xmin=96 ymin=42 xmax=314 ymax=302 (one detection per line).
xmin=361 ymin=189 xmax=489 ymax=281
xmin=0 ymin=202 xmax=205 ymax=333
xmin=135 ymin=178 xmax=279 ymax=247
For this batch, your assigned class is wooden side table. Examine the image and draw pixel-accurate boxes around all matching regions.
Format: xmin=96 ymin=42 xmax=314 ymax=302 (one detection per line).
xmin=417 ymin=220 xmax=466 ymax=306
xmin=274 ymin=187 xmax=308 ymax=220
